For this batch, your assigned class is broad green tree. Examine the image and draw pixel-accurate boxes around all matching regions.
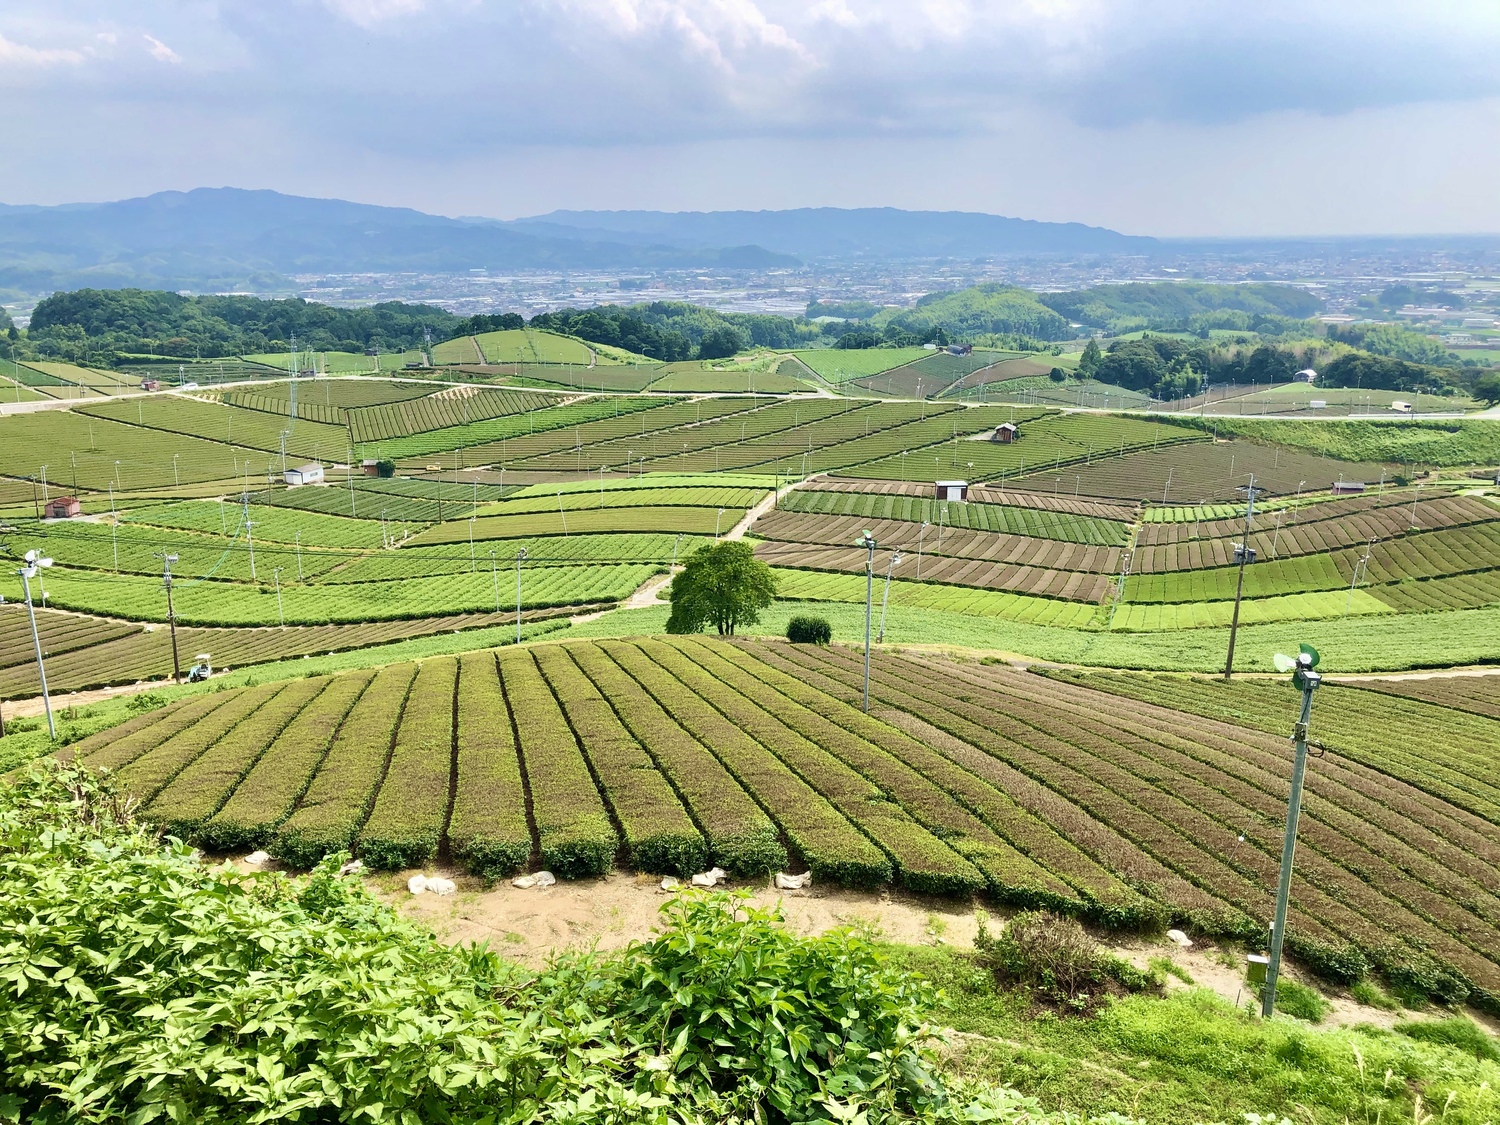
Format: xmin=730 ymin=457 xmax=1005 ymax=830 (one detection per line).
xmin=1078 ymin=337 xmax=1102 ymax=376
xmin=1475 ymin=371 xmax=1500 ymax=406
xmin=666 ymin=540 xmax=777 ymax=636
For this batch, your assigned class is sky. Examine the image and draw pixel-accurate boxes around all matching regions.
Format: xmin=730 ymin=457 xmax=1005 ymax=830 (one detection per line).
xmin=1 ymin=1 xmax=1498 ymax=237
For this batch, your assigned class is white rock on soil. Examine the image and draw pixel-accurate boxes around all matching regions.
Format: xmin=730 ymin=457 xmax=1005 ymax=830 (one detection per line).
xmin=426 ymin=877 xmax=456 ymax=896
xmin=660 ymin=877 xmax=681 ymax=892
xmin=690 ymin=867 xmax=728 ymax=887
xmin=534 ymin=871 xmax=557 ymax=887
xmin=339 ymin=859 xmax=364 ymax=876
xmin=244 ymin=851 xmax=271 ymax=866
xmin=408 ymin=874 xmax=429 ymax=895
xmin=774 ymin=872 xmax=812 ymax=890
xmin=1166 ymin=929 xmax=1194 ymax=948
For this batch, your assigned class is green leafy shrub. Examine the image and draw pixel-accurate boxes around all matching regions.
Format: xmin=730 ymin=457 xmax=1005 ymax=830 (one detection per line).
xmin=1396 ymin=1017 xmax=1500 ymax=1062
xmin=125 ymin=691 xmax=167 ymax=714
xmin=975 ymin=910 xmax=1160 ymax=1012
xmin=1261 ymin=977 xmax=1330 ymax=1023
xmin=787 ymin=614 xmax=833 ymax=644
xmin=608 ymin=891 xmax=945 ymax=1122
xmin=2 ymin=761 xmax=1051 ymax=1125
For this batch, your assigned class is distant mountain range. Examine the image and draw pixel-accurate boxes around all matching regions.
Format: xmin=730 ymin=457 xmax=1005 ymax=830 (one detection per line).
xmin=0 ymin=188 xmax=1156 ymax=296
xmin=508 ymin=207 xmax=1156 ymax=259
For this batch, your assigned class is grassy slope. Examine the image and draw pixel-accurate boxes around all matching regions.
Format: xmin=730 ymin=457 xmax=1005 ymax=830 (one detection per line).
xmin=556 ymin=600 xmax=1500 ymax=672
xmin=903 ymin=946 xmax=1500 ymax=1125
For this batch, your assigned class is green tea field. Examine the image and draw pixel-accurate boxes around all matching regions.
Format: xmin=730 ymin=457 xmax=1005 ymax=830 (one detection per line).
xmin=67 ymin=635 xmax=1500 ymax=1013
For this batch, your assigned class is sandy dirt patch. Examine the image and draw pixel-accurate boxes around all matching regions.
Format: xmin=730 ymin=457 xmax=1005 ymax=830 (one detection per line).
xmin=362 ymin=865 xmax=1452 ymax=1031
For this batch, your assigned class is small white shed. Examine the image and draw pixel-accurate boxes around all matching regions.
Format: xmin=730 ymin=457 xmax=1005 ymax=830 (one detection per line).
xmin=283 ymin=462 xmax=325 ymax=486
xmin=934 ymin=480 xmax=968 ymax=502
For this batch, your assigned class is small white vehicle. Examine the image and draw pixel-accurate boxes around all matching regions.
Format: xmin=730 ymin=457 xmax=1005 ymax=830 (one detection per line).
xmin=180 ymin=381 xmax=200 ymax=391
xmin=187 ymin=653 xmax=213 ymax=682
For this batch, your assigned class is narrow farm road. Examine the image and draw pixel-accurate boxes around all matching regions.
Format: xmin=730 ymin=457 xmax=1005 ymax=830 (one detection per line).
xmin=724 ymin=477 xmax=808 ymax=541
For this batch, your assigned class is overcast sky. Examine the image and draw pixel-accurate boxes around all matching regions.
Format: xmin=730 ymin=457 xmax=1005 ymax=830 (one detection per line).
xmin=1 ymin=1 xmax=1497 ymax=236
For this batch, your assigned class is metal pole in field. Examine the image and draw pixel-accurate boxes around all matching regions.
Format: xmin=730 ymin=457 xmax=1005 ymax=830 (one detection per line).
xmin=490 ymin=549 xmax=499 ymax=613
xmin=915 ymin=521 xmax=928 ymax=581
xmin=856 ymin=531 xmax=877 ymax=713
xmin=154 ymin=552 xmax=181 ymax=682
xmin=273 ymin=567 xmax=285 ymax=627
xmin=877 ymin=550 xmax=903 ymax=643
xmin=17 ymin=553 xmax=55 ymax=739
xmin=242 ymin=494 xmax=257 ymax=581
xmin=672 ymin=533 xmax=682 ymax=569
xmin=1223 ymin=475 xmax=1260 ymax=680
xmin=1263 ymin=650 xmax=1322 ymax=1018
xmin=295 ymin=531 xmax=303 ymax=580
xmin=514 ymin=547 xmax=527 ymax=644
xmin=469 ymin=516 xmax=476 ymax=571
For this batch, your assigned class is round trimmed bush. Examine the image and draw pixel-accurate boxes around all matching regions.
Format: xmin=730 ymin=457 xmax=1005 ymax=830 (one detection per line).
xmin=786 ymin=615 xmax=832 ymax=645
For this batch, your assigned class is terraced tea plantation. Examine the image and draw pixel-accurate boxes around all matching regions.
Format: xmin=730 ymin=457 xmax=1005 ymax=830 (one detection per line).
xmin=71 ymin=636 xmax=1500 ymax=1011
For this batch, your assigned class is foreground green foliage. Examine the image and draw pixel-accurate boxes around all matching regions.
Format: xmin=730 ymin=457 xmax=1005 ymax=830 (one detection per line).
xmin=0 ymin=763 xmax=1073 ymax=1125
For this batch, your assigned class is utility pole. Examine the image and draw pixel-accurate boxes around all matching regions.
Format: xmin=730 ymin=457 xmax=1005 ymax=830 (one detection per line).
xmin=490 ymin=548 xmax=499 ymax=613
xmin=856 ymin=531 xmax=877 ymax=713
xmin=272 ymin=567 xmax=285 ymax=627
xmin=17 ymin=551 xmax=56 ymax=739
xmin=1344 ymin=538 xmax=1377 ymax=616
xmin=515 ymin=547 xmax=527 ymax=644
xmin=154 ymin=552 xmax=182 ymax=682
xmin=877 ymin=550 xmax=903 ymax=643
xmin=1223 ymin=475 xmax=1262 ymax=680
xmin=242 ymin=494 xmax=257 ymax=581
xmin=1262 ymin=646 xmax=1322 ymax=1018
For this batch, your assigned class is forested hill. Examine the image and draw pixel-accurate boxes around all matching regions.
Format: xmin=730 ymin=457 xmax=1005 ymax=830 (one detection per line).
xmin=1039 ymin=283 xmax=1324 ymax=335
xmin=26 ymin=289 xmax=460 ymax=356
xmin=20 ymin=281 xmax=1325 ymax=361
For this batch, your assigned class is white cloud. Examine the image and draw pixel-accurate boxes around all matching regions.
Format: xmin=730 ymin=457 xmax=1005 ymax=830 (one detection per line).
xmin=0 ymin=31 xmax=85 ymax=65
xmin=0 ymin=0 xmax=1498 ymax=235
xmin=142 ymin=33 xmax=180 ymax=63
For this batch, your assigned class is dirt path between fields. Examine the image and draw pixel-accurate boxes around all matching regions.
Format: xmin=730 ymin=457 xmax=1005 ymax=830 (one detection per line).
xmin=565 ymin=479 xmax=807 ymax=627
xmin=369 ymin=867 xmax=1484 ymax=1033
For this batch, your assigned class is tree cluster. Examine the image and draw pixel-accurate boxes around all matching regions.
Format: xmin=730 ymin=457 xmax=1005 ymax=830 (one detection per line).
xmin=1081 ymin=335 xmax=1337 ymax=399
xmin=1327 ymin=323 xmax=1457 ymax=367
xmin=26 ymin=288 xmax=459 ymax=361
xmin=452 ymin=312 xmax=524 ymax=335
xmin=876 ymin=284 xmax=1070 ymax=342
xmin=1317 ymin=353 xmax=1455 ymax=394
xmin=529 ymin=307 xmax=696 ymax=361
